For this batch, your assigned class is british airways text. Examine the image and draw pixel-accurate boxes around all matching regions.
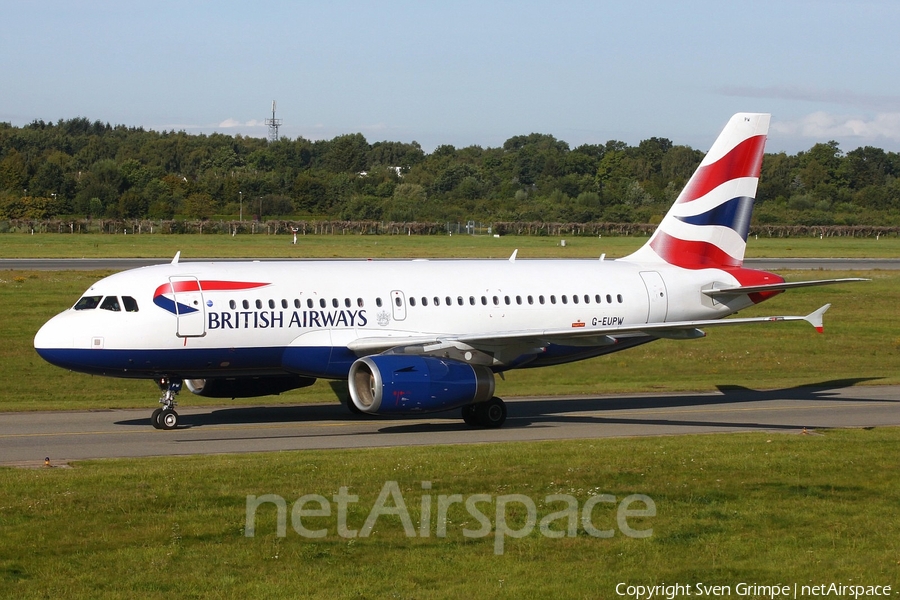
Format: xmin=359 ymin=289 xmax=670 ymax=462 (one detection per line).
xmin=208 ymin=309 xmax=368 ymax=330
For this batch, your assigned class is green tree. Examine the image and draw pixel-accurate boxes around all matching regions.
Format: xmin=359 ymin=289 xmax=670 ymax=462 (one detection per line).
xmin=324 ymin=133 xmax=369 ymax=173
xmin=183 ymin=192 xmax=215 ymax=220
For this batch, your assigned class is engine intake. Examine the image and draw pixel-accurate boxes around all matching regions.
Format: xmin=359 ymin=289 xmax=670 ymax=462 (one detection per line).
xmin=348 ymin=355 xmax=495 ymax=414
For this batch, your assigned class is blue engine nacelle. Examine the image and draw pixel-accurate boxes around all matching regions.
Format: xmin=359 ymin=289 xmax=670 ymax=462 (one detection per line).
xmin=348 ymin=355 xmax=495 ymax=415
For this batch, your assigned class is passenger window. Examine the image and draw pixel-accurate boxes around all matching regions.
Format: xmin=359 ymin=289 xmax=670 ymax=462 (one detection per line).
xmin=320 ymin=299 xmax=327 ymax=308
xmin=584 ymin=294 xmax=590 ymax=304
xmin=446 ymin=296 xmax=452 ymax=306
xmin=230 ymin=300 xmax=237 ymax=310
xmin=100 ymin=296 xmax=121 ymax=312
xmin=269 ymin=299 xmax=276 ymax=309
xmin=281 ymin=299 xmax=288 ymax=309
xmin=394 ymin=297 xmax=402 ymax=307
xmin=481 ymin=296 xmax=487 ymax=306
xmin=492 ymin=296 xmax=499 ymax=305
xmin=307 ymin=299 xmax=314 ymax=309
xmin=504 ymin=296 xmax=510 ymax=305
xmin=435 ymin=297 xmax=442 ymax=306
xmin=410 ymin=297 xmax=417 ymax=307
xmin=539 ymin=295 xmax=545 ymax=304
xmin=617 ymin=294 xmax=623 ymax=303
xmin=294 ymin=299 xmax=301 ymax=309
xmin=376 ymin=298 xmax=383 ymax=308
xmin=243 ymin=299 xmax=250 ymax=309
xmin=457 ymin=296 xmax=464 ymax=306
xmin=421 ymin=297 xmax=428 ymax=307
xmin=561 ymin=295 xmax=568 ymax=305
xmin=332 ymin=298 xmax=339 ymax=308
xmin=469 ymin=296 xmax=475 ymax=305
xmin=527 ymin=295 xmax=534 ymax=305
xmin=358 ymin=298 xmax=364 ymax=307
xmin=606 ymin=294 xmax=612 ymax=304
xmin=122 ymin=296 xmax=139 ymax=312
xmin=595 ymin=294 xmax=602 ymax=303
xmin=515 ymin=296 xmax=522 ymax=305
xmin=572 ymin=295 xmax=578 ymax=304
xmin=255 ymin=299 xmax=262 ymax=309
xmin=345 ymin=298 xmax=351 ymax=308
xmin=550 ymin=295 xmax=557 ymax=305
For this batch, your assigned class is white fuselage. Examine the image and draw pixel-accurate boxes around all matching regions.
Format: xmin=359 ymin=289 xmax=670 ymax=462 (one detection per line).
xmin=34 ymin=257 xmax=752 ymax=381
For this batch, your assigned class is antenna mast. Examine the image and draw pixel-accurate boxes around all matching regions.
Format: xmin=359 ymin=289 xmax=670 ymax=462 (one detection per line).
xmin=265 ymin=100 xmax=282 ymax=142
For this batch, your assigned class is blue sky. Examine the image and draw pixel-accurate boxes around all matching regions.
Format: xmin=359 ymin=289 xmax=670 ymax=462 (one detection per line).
xmin=3 ymin=0 xmax=900 ymax=154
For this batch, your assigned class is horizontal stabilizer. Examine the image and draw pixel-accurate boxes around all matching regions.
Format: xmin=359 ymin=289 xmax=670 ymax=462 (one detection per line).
xmin=703 ymin=278 xmax=868 ymax=298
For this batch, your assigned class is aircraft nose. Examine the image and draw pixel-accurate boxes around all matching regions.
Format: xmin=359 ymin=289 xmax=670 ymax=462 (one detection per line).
xmin=34 ymin=313 xmax=75 ymax=367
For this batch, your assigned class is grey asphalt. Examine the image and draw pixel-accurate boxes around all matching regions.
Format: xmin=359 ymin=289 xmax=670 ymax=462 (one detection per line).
xmin=2 ymin=258 xmax=900 ymax=270
xmin=2 ymin=381 xmax=898 ymax=465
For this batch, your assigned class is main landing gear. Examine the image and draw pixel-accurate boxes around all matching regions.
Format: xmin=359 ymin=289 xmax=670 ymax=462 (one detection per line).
xmin=151 ymin=377 xmax=181 ymax=430
xmin=461 ymin=397 xmax=507 ymax=428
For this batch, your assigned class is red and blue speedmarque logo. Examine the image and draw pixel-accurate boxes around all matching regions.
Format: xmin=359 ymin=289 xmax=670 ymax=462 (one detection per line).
xmin=153 ymin=280 xmax=270 ymax=315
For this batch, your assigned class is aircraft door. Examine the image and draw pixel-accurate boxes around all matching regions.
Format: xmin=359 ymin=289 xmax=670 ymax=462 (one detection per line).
xmin=640 ymin=271 xmax=668 ymax=324
xmin=390 ymin=290 xmax=407 ymax=321
xmin=170 ymin=276 xmax=206 ymax=337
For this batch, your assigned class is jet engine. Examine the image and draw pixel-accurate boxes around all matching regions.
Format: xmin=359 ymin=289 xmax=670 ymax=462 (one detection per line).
xmin=184 ymin=375 xmax=316 ymax=399
xmin=348 ymin=355 xmax=495 ymax=414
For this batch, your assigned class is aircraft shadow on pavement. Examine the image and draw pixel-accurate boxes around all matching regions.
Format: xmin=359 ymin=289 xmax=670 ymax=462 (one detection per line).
xmin=379 ymin=377 xmax=888 ymax=434
xmin=114 ymin=377 xmax=886 ymax=433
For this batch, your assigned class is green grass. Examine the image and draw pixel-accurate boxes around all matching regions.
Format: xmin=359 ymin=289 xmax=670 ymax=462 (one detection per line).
xmin=1 ymin=429 xmax=898 ymax=599
xmin=1 ymin=231 xmax=900 ymax=258
xmin=1 ymin=269 xmax=894 ymax=412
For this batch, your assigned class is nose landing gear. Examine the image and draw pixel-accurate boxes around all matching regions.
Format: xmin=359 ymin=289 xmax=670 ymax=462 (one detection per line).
xmin=151 ymin=377 xmax=182 ymax=430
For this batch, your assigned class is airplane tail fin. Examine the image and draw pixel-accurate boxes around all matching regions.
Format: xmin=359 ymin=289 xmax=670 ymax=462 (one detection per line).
xmin=624 ymin=113 xmax=770 ymax=269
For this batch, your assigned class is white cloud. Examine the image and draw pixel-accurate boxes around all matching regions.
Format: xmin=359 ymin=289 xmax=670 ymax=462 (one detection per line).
xmin=217 ymin=118 xmax=266 ymax=128
xmin=718 ymin=85 xmax=900 ymax=113
xmin=772 ymin=111 xmax=900 ymax=144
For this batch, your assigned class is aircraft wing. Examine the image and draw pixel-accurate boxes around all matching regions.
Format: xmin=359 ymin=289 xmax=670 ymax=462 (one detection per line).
xmin=346 ymin=304 xmax=832 ymax=366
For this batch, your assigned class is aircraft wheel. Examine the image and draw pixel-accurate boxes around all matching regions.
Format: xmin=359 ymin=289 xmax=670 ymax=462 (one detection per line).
xmin=475 ymin=397 xmax=507 ymax=428
xmin=159 ymin=409 xmax=179 ymax=430
xmin=151 ymin=408 xmax=163 ymax=429
xmin=461 ymin=404 xmax=479 ymax=426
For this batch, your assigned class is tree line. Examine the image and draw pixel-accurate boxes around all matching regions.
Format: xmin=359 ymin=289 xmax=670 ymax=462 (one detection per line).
xmin=2 ymin=117 xmax=900 ymax=228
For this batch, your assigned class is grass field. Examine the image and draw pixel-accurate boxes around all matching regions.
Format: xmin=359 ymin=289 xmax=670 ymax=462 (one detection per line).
xmin=1 ymin=235 xmax=898 ymax=598
xmin=1 ymin=231 xmax=899 ymax=259
xmin=1 ymin=429 xmax=898 ymax=598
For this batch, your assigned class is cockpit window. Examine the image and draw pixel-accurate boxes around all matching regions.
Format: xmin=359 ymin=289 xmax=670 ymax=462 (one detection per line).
xmin=74 ymin=296 xmax=102 ymax=310
xmin=100 ymin=296 xmax=121 ymax=312
xmin=122 ymin=296 xmax=139 ymax=312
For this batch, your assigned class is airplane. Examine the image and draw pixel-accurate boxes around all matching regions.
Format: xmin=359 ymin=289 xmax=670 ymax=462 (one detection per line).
xmin=34 ymin=113 xmax=865 ymax=430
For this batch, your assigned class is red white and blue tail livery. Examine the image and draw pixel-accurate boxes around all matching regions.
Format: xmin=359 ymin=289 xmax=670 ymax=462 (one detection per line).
xmin=628 ymin=113 xmax=768 ymax=270
xmin=34 ymin=113 xmax=865 ymax=430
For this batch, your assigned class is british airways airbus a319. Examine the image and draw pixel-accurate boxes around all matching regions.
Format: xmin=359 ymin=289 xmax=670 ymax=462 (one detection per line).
xmin=34 ymin=114 xmax=864 ymax=430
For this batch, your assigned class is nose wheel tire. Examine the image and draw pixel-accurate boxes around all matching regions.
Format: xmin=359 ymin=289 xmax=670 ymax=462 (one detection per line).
xmin=151 ymin=408 xmax=163 ymax=429
xmin=158 ymin=409 xmax=179 ymax=430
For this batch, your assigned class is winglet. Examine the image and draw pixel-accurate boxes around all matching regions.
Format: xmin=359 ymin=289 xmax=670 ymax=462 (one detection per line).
xmin=804 ymin=304 xmax=831 ymax=333
xmin=171 ymin=251 xmax=181 ymax=265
